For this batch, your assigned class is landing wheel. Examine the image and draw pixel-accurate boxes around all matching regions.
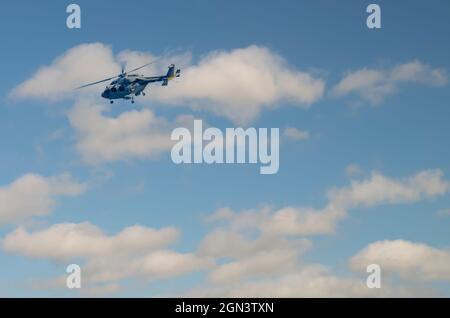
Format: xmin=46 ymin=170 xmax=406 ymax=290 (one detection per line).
xmin=110 ymin=100 xmax=114 ymax=104
xmin=142 ymin=92 xmax=146 ymax=96
xmin=131 ymin=100 xmax=135 ymax=104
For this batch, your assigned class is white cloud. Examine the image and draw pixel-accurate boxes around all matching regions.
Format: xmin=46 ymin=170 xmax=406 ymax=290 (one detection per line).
xmin=4 ymin=168 xmax=448 ymax=296
xmin=84 ymin=250 xmax=213 ymax=284
xmin=195 ymin=168 xmax=450 ymax=296
xmin=2 ymin=222 xmax=179 ymax=261
xmin=328 ymin=169 xmax=450 ymax=209
xmin=207 ymin=169 xmax=450 ymax=237
xmin=350 ymin=240 xmax=450 ymax=282
xmin=11 ymin=43 xmax=121 ymax=101
xmin=332 ymin=60 xmax=448 ymax=104
xmin=0 ymin=173 xmax=85 ymax=226
xmin=189 ymin=265 xmax=411 ymax=297
xmin=199 ymin=227 xmax=311 ymax=259
xmin=11 ymin=43 xmax=325 ymax=123
xmin=200 ymin=206 xmax=313 ymax=284
xmin=68 ymin=99 xmax=194 ymax=164
xmin=199 ymin=227 xmax=312 ymax=284
xmin=208 ymin=249 xmax=300 ymax=284
xmin=283 ymin=127 xmax=310 ymax=141
xmin=2 ymin=222 xmax=212 ymax=287
xmin=260 ymin=205 xmax=347 ymax=236
xmin=147 ymin=45 xmax=325 ymax=123
xmin=193 ymin=208 xmax=447 ymax=297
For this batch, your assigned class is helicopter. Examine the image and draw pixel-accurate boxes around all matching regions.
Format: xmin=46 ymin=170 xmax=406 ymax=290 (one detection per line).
xmin=77 ymin=61 xmax=181 ymax=104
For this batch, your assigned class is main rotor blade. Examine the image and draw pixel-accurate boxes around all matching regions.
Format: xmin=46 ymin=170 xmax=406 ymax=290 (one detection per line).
xmin=76 ymin=75 xmax=118 ymax=89
xmin=76 ymin=49 xmax=177 ymax=89
xmin=125 ymin=57 xmax=164 ymax=74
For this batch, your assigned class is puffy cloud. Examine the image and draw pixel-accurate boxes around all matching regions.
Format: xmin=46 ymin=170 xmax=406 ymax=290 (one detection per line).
xmin=207 ymin=169 xmax=450 ymax=237
xmin=200 ymin=207 xmax=314 ymax=285
xmin=350 ymin=240 xmax=450 ymax=282
xmin=2 ymin=222 xmax=212 ymax=288
xmin=332 ymin=60 xmax=448 ymax=104
xmin=260 ymin=205 xmax=346 ymax=236
xmin=195 ymin=168 xmax=450 ymax=296
xmin=196 ymin=214 xmax=444 ymax=297
xmin=189 ymin=265 xmax=413 ymax=297
xmin=4 ymin=168 xmax=448 ymax=295
xmin=199 ymin=227 xmax=312 ymax=284
xmin=0 ymin=173 xmax=85 ymax=226
xmin=147 ymin=45 xmax=325 ymax=123
xmin=328 ymin=169 xmax=450 ymax=209
xmin=283 ymin=127 xmax=310 ymax=141
xmin=199 ymin=227 xmax=311 ymax=259
xmin=194 ymin=203 xmax=447 ymax=297
xmin=68 ymin=99 xmax=193 ymax=164
xmin=208 ymin=249 xmax=300 ymax=284
xmin=191 ymin=168 xmax=448 ymax=294
xmin=11 ymin=43 xmax=325 ymax=123
xmin=2 ymin=222 xmax=179 ymax=261
xmin=207 ymin=205 xmax=346 ymax=237
xmin=84 ymin=250 xmax=213 ymax=284
xmin=11 ymin=43 xmax=121 ymax=101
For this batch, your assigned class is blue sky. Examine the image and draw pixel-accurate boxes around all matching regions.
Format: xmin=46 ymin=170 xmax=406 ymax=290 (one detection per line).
xmin=0 ymin=0 xmax=450 ymax=297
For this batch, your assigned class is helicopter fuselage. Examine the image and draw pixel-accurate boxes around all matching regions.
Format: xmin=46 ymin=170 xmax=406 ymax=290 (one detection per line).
xmin=101 ymin=76 xmax=148 ymax=100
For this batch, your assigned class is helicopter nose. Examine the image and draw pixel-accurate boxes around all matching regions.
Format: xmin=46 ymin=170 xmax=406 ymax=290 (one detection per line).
xmin=101 ymin=91 xmax=107 ymax=98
